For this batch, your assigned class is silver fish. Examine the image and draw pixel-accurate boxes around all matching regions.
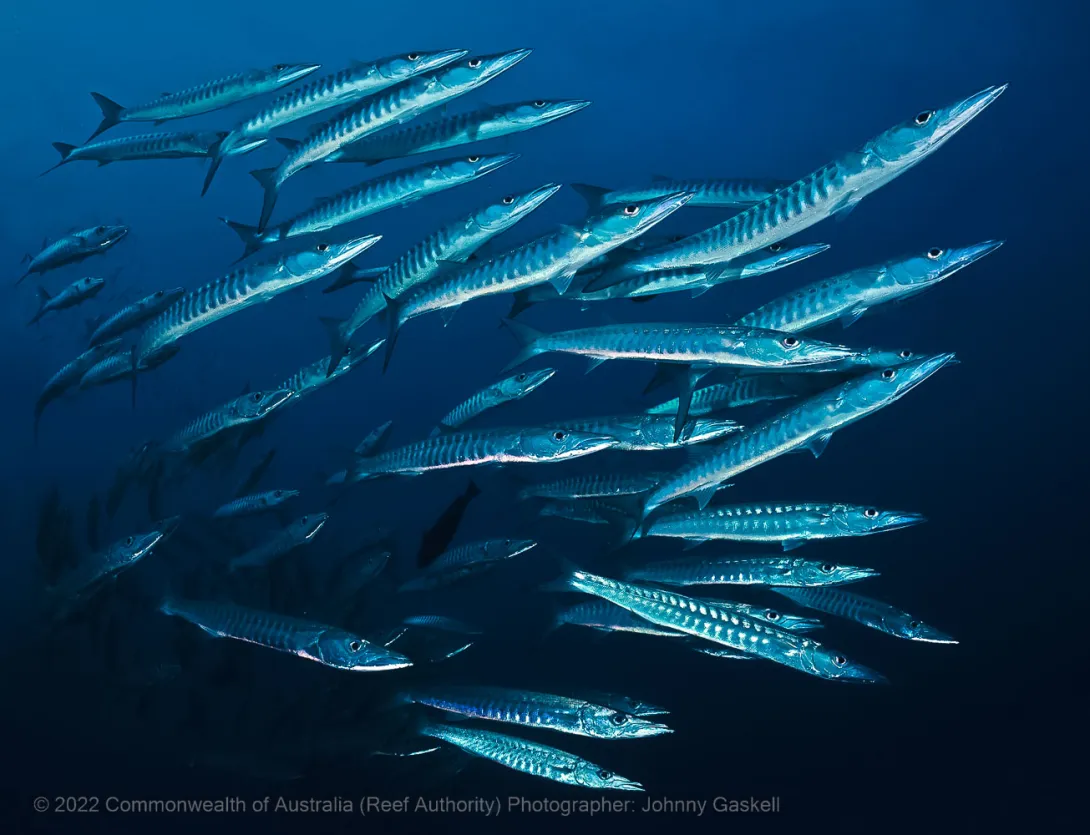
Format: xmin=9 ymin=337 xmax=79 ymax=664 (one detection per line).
xmin=88 ymin=287 xmax=185 ymax=346
xmin=18 ymin=224 xmax=128 ymax=284
xmin=212 ymin=489 xmax=300 ymax=519
xmin=44 ymin=131 xmax=228 ymax=173
xmin=432 ymin=368 xmax=557 ymax=433
xmin=518 ymin=471 xmax=668 ymax=501
xmin=53 ymin=519 xmax=177 ymax=605
xmin=554 ymin=600 xmax=688 ymax=638
xmin=399 ymin=538 xmax=536 ymax=591
xmin=35 ymin=339 xmax=123 ymax=439
xmin=572 ymin=177 xmax=792 ymax=210
xmin=159 ymin=389 xmax=294 ymax=456
xmin=555 ymin=415 xmax=742 ymax=451
xmin=28 ymin=276 xmax=105 ymax=325
xmin=627 ymin=555 xmax=878 ymax=587
xmin=772 ymin=587 xmax=957 ymax=643
xmin=228 ymin=512 xmax=329 ymax=572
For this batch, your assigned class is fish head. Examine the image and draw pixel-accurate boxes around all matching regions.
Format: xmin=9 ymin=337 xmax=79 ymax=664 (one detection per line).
xmin=79 ymin=224 xmax=129 ymax=250
xmin=830 ymin=506 xmax=927 ymax=536
xmin=233 ymin=388 xmax=294 ymax=419
xmin=799 ymin=644 xmax=888 ymax=684
xmin=436 ymin=49 xmax=532 ymax=90
xmin=266 ymin=62 xmax=322 ymax=86
xmin=436 ymin=152 xmax=519 ymax=184
xmin=289 ymin=511 xmax=329 ymax=542
xmin=487 ymin=538 xmax=537 ymax=560
xmin=344 ymin=337 xmax=386 ymax=368
xmin=793 ymin=559 xmax=879 ymax=586
xmin=496 ymin=367 xmax=557 ymax=398
xmin=744 ymin=606 xmax=822 ymax=632
xmin=845 ymin=346 xmax=920 ymax=369
xmin=283 ymin=234 xmax=383 ymax=278
xmin=376 ymin=49 xmax=469 ymax=82
xmin=867 ymin=84 xmax=1007 ymax=167
xmin=580 ymin=704 xmax=673 ymax=739
xmin=741 ymin=329 xmax=858 ymax=368
xmin=143 ymin=287 xmax=186 ymax=309
xmin=887 ymin=240 xmax=1004 ymax=289
xmin=109 ymin=521 xmax=174 ymax=567
xmin=313 ymin=629 xmax=413 ymax=671
xmin=676 ymin=417 xmax=744 ymax=445
xmin=571 ymin=762 xmax=644 ymax=792
xmin=841 ymin=352 xmax=957 ymax=411
xmin=737 ymin=242 xmax=831 ymax=278
xmin=584 ymin=191 xmax=694 ymax=248
xmin=267 ymin=489 xmax=301 ymax=505
xmin=504 ymin=98 xmax=592 ymax=127
xmin=519 ymin=428 xmax=618 ymax=461
xmin=475 ymin=183 xmax=562 ymax=232
xmin=895 ymin=618 xmax=958 ymax=644
xmin=78 ymin=276 xmax=107 ymax=294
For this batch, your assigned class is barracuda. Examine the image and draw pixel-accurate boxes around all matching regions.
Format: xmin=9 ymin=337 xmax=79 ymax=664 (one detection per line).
xmin=252 ymin=49 xmax=531 ymax=232
xmin=554 ymin=415 xmax=742 ymax=451
xmin=555 ymin=568 xmax=886 ymax=683
xmin=86 ymin=62 xmax=320 ymax=140
xmin=212 ymin=489 xmax=300 ymax=519
xmin=419 ymin=723 xmax=644 ymax=791
xmin=382 ymin=192 xmax=693 ymax=370
xmin=28 ymin=276 xmax=105 ymax=325
xmin=159 ymin=389 xmax=294 ymax=456
xmin=397 ymin=686 xmax=671 ymax=739
xmin=621 ymin=85 xmax=1006 ymax=272
xmin=518 ymin=471 xmax=668 ymax=501
xmin=399 ymin=538 xmax=536 ymax=591
xmin=555 ymin=599 xmax=690 ymax=637
xmin=35 ymin=339 xmax=123 ymax=440
xmin=624 ymin=555 xmax=878 ymax=587
xmin=228 ymin=512 xmax=328 ymax=571
xmin=89 ymin=287 xmax=185 ymax=346
xmin=323 ymin=184 xmax=561 ymax=377
xmin=203 ymin=51 xmax=464 ymax=195
xmin=159 ymin=597 xmax=411 ymax=670
xmin=18 ymin=224 xmax=128 ymax=284
xmin=53 ymin=520 xmax=177 ymax=608
xmin=270 ymin=338 xmax=384 ymax=406
xmin=224 ymin=153 xmax=518 ymax=258
xmin=644 ymin=375 xmax=820 ymax=416
xmin=736 ymin=240 xmax=1004 ymax=332
xmin=772 ymin=587 xmax=958 ymax=643
xmin=43 ymin=131 xmax=228 ymax=174
xmin=433 ymin=368 xmax=556 ymax=433
xmin=324 ymin=99 xmax=591 ymax=164
xmin=642 ymin=353 xmax=957 ymax=517
xmin=645 ymin=502 xmax=926 ymax=550
xmin=572 ymin=176 xmax=792 ymax=210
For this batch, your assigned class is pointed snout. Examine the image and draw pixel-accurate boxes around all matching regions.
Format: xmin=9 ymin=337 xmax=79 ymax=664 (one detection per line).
xmin=279 ymin=63 xmax=322 ymax=84
xmin=475 ymin=152 xmax=520 ymax=175
xmin=878 ymin=511 xmax=928 ymax=532
xmin=937 ymin=83 xmax=1007 ymax=137
xmin=952 ymin=239 xmax=1004 ymax=266
xmin=544 ymin=99 xmax=592 ymax=120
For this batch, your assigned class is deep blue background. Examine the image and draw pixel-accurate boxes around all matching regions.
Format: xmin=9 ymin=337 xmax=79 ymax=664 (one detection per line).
xmin=2 ymin=0 xmax=1085 ymax=831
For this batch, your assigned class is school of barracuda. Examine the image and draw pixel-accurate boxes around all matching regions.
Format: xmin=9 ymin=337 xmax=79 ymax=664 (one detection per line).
xmin=20 ymin=47 xmax=1006 ymax=792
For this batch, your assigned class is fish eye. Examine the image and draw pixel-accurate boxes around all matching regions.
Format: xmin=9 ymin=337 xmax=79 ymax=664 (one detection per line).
xmin=622 ymin=205 xmax=640 ymax=216
xmin=301 ymin=516 xmax=309 ymax=524
xmin=821 ymin=563 xmax=835 ymax=573
xmin=899 ymin=350 xmax=913 ymax=359
xmin=274 ymin=64 xmax=286 ymax=71
xmin=516 ymin=373 xmax=527 ymax=382
xmin=864 ymin=508 xmax=879 ymax=519
xmin=553 ymin=431 xmax=566 ymax=440
xmin=252 ymin=393 xmax=262 ymax=402
xmin=349 ymin=640 xmax=362 ymax=652
xmin=768 ymin=243 xmax=783 ymax=253
xmin=832 ymin=655 xmax=847 ymax=666
xmin=782 ymin=336 xmax=799 ymax=348
xmin=95 ymin=226 xmax=105 ymax=233
xmin=316 ymin=242 xmax=329 ymax=252
xmin=765 ymin=610 xmax=780 ymax=620
xmin=881 ymin=368 xmax=897 ymax=380
xmin=610 ymin=713 xmax=629 ymax=726
xmin=125 ymin=536 xmax=135 ymax=546
xmin=909 ymin=620 xmax=921 ymax=629
xmin=155 ymin=290 xmax=164 ymax=297
xmin=468 ymin=58 xmax=482 ymax=68
xmin=533 ymin=100 xmax=546 ymax=107
xmin=274 ymin=490 xmax=283 ymax=498
xmin=406 ymin=53 xmax=420 ymax=61
xmin=914 ymin=110 xmax=934 ymax=126
xmin=467 ymin=155 xmax=480 ymax=163
xmin=598 ymin=770 xmax=613 ymax=780
xmin=502 ymin=194 xmax=515 ymax=205
xmin=927 ymin=247 xmax=944 ymax=260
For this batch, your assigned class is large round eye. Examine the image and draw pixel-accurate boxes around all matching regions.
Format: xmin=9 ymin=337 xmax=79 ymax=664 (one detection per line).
xmin=899 ymin=350 xmax=913 ymax=359
xmin=315 ymin=242 xmax=329 ymax=252
xmin=782 ymin=336 xmax=800 ymax=348
xmin=908 ymin=620 xmax=921 ymax=629
xmin=765 ymin=610 xmax=780 ymax=620
xmin=516 ymin=373 xmax=527 ymax=382
xmin=609 ymin=713 xmax=629 ymax=726
xmin=349 ymin=640 xmax=362 ymax=652
xmin=821 ymin=563 xmax=835 ymax=573
xmin=927 ymin=247 xmax=944 ymax=260
xmin=914 ymin=110 xmax=934 ymax=126
xmin=467 ymin=58 xmax=482 ymax=68
xmin=533 ymin=100 xmax=546 ymax=107
xmin=252 ymin=393 xmax=262 ymax=402
xmin=553 ymin=431 xmax=566 ymax=441
xmin=864 ymin=508 xmax=879 ymax=519
xmin=622 ymin=205 xmax=640 ymax=216
xmin=155 ymin=290 xmax=164 ymax=297
xmin=406 ymin=53 xmax=420 ymax=61
xmin=502 ymin=194 xmax=515 ymax=205
xmin=301 ymin=516 xmax=309 ymax=524
xmin=598 ymin=770 xmax=613 ymax=780
xmin=467 ymin=156 xmax=480 ymax=163
xmin=274 ymin=64 xmax=286 ymax=71
xmin=125 ymin=536 xmax=135 ymax=546
xmin=768 ymin=243 xmax=783 ymax=253
xmin=832 ymin=655 xmax=847 ymax=666
xmin=881 ymin=368 xmax=897 ymax=381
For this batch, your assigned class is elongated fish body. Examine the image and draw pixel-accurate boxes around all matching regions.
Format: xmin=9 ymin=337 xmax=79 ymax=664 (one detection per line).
xmin=556 ymin=600 xmax=688 ymax=637
xmin=213 ymin=489 xmax=299 ymax=519
xmin=435 ymin=368 xmax=556 ymax=432
xmin=29 ymin=277 xmax=105 ymax=324
xmin=707 ymin=601 xmax=823 ymax=632
xmin=538 ymin=498 xmax=633 ymax=527
xmin=518 ymin=471 xmax=667 ymax=501
xmin=273 ymin=338 xmax=384 ymax=404
xmin=327 ymin=99 xmax=592 ymax=163
xmin=556 ymin=415 xmax=742 ymax=451
xmin=625 ymin=555 xmax=878 ymax=587
xmin=159 ymin=598 xmax=411 ymax=670
xmin=622 ymin=85 xmax=1006 ymax=272
xmin=402 ymin=686 xmax=671 ymax=739
xmin=342 ymin=427 xmax=618 ymax=483
xmin=160 ymin=389 xmax=294 ymax=456
xmin=398 ymin=560 xmax=510 ymax=592
xmin=87 ymin=63 xmax=321 ymax=139
xmin=79 ymin=352 xmax=139 ymax=390
xmin=576 ymin=177 xmax=792 ymax=210
xmin=503 ymin=321 xmax=861 ymax=376
xmin=645 ymin=376 xmax=807 ymax=415
xmin=560 ymin=569 xmax=885 ymax=683
xmin=135 ymin=235 xmax=380 ymax=370
xmin=736 ymin=240 xmax=1004 ymax=332
xmin=420 ymin=723 xmax=644 ymax=790
xmin=89 ymin=287 xmax=185 ymax=346
xmin=19 ymin=225 xmax=128 ymax=282
xmin=228 ymin=512 xmax=329 ymax=571
xmin=46 ymin=131 xmax=227 ymax=172
xmin=327 ymin=184 xmax=561 ymax=374
xmin=254 ymin=49 xmax=529 ymax=231
xmin=772 ymin=587 xmax=957 ymax=643
xmin=645 ymin=502 xmax=926 ymax=549
xmin=36 ymin=339 xmax=123 ymax=436
xmin=431 ymin=538 xmax=537 ymax=570
xmin=54 ymin=521 xmax=174 ymax=601
xmin=643 ymin=353 xmax=957 ymax=516
xmin=390 ymin=193 xmax=693 ymax=333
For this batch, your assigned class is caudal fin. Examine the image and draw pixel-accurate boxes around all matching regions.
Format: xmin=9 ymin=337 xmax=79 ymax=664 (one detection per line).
xmin=505 ymin=290 xmax=535 ymax=320
xmin=219 ymin=217 xmax=263 ymax=260
xmin=88 ymin=93 xmax=124 ymax=141
xmin=250 ymin=168 xmax=280 ymax=233
xmin=380 ymin=293 xmax=404 ymax=374
xmin=319 ymin=316 xmax=350 ymax=379
xmin=498 ymin=318 xmax=544 ymax=371
xmin=27 ymin=286 xmax=52 ymax=326
xmin=200 ymin=139 xmax=225 ymax=197
xmin=570 ymin=183 xmax=612 ymax=210
xmin=40 ymin=143 xmax=77 ymax=177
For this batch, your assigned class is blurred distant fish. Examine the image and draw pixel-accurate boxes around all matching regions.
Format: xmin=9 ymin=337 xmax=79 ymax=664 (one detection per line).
xmin=325 ymin=99 xmax=591 ymax=164
xmin=771 ymin=587 xmax=957 ymax=643
xmin=518 ymin=471 xmax=667 ymax=502
xmin=625 ymin=555 xmax=878 ymax=587
xmin=228 ymin=512 xmax=328 ymax=572
xmin=42 ymin=131 xmax=229 ymax=175
xmin=416 ymin=481 xmax=482 ymax=569
xmin=28 ymin=277 xmax=105 ymax=325
xmin=432 ymin=368 xmax=557 ymax=434
xmin=88 ymin=287 xmax=185 ymax=347
xmin=85 ymin=63 xmax=321 ymax=140
xmin=235 ymin=449 xmax=277 ymax=498
xmin=213 ymin=489 xmax=299 ymax=519
xmin=402 ymin=615 xmax=481 ymax=635
xmin=34 ymin=338 xmax=122 ymax=441
xmin=17 ymin=224 xmax=128 ymax=284
xmin=159 ymin=389 xmax=294 ymax=458
xmin=36 ymin=485 xmax=78 ymax=585
xmin=572 ymin=177 xmax=791 ymax=210
xmin=400 ymin=538 xmax=535 ymax=591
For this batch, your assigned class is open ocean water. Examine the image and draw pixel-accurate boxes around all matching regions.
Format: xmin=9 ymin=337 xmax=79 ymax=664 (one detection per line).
xmin=2 ymin=0 xmax=1085 ymax=831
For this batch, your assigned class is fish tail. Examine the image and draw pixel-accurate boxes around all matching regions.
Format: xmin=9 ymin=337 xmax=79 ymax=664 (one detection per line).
xmin=504 ymin=290 xmax=535 ymax=320
xmin=380 ymin=293 xmax=402 ymax=374
xmin=250 ymin=168 xmax=280 ymax=233
xmin=218 ymin=216 xmax=263 ymax=259
xmin=40 ymin=143 xmax=76 ymax=177
xmin=27 ymin=285 xmax=51 ymax=326
xmin=88 ymin=93 xmax=124 ymax=141
xmin=539 ymin=557 xmax=585 ymax=593
xmin=498 ymin=317 xmax=544 ymax=371
xmin=570 ymin=182 xmax=611 ymax=209
xmin=200 ymin=141 xmax=226 ymax=197
xmin=319 ymin=316 xmax=350 ymax=379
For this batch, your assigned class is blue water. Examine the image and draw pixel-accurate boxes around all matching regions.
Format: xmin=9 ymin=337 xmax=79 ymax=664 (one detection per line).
xmin=3 ymin=0 xmax=1084 ymax=831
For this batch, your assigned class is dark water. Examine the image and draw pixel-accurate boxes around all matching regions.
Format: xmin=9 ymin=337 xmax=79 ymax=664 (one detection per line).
xmin=2 ymin=1 xmax=1084 ymax=831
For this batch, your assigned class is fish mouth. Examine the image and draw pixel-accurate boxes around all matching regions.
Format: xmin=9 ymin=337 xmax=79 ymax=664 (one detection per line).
xmin=612 ymin=779 xmax=645 ymax=792
xmin=278 ymin=63 xmax=322 ymax=84
xmin=634 ymin=191 xmax=695 ymax=230
xmin=933 ymin=84 xmax=1007 ymax=142
xmin=506 ymin=539 xmax=538 ymax=559
xmin=355 ymin=653 xmax=414 ymax=672
xmin=304 ymin=513 xmax=330 ymax=539
xmin=522 ymin=367 xmax=558 ymax=392
xmin=877 ymin=511 xmax=927 ymax=531
xmin=839 ymin=566 xmax=881 ymax=583
xmin=947 ymin=239 xmax=1004 ymax=271
xmin=841 ymin=664 xmax=889 ymax=685
xmin=100 ymin=226 xmax=129 ymax=247
xmin=739 ymin=243 xmax=831 ymax=278
xmin=543 ymin=99 xmax=592 ymax=120
xmin=570 ymin=433 xmax=621 ymax=453
xmin=262 ymin=389 xmax=295 ymax=413
xmin=914 ymin=628 xmax=959 ymax=645
xmin=891 ymin=351 xmax=957 ymax=397
xmin=415 ymin=48 xmax=470 ymax=76
xmin=633 ymin=721 xmax=674 ymax=737
xmin=486 ymin=183 xmax=563 ymax=230
xmin=475 ymin=153 xmax=520 ymax=176
xmin=478 ymin=48 xmax=533 ymax=79
xmin=329 ymin=234 xmax=384 ymax=268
